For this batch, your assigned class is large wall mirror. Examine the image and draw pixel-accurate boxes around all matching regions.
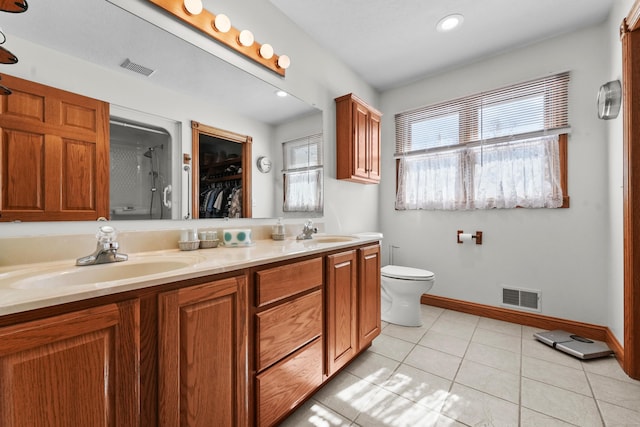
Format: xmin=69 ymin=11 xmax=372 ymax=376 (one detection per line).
xmin=1 ymin=0 xmax=323 ymax=222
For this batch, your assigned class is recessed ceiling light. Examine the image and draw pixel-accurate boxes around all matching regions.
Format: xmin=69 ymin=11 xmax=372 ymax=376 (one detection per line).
xmin=275 ymin=90 xmax=288 ymax=98
xmin=436 ymin=14 xmax=464 ymax=32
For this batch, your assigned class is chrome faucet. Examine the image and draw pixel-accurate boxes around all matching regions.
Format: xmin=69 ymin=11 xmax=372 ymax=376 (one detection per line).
xmin=296 ymin=220 xmax=318 ymax=240
xmin=76 ymin=225 xmax=128 ymax=266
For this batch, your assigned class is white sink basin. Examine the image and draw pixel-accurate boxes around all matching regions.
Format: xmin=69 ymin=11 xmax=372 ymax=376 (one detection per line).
xmin=3 ymin=255 xmax=204 ymax=291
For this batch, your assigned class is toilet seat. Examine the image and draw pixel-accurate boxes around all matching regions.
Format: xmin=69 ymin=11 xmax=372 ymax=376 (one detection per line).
xmin=381 ymin=265 xmax=434 ymax=281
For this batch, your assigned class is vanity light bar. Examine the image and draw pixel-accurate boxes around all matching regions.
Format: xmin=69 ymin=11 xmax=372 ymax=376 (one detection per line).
xmin=147 ymin=0 xmax=289 ymax=76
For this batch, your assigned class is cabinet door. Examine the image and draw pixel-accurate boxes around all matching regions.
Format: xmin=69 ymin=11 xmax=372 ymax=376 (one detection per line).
xmin=358 ymin=245 xmax=381 ymax=349
xmin=367 ymin=111 xmax=381 ymax=182
xmin=326 ymin=250 xmax=358 ymax=377
xmin=158 ymin=276 xmax=248 ymax=427
xmin=0 ymin=74 xmax=109 ymax=222
xmin=0 ymin=300 xmax=140 ymax=427
xmin=353 ymin=101 xmax=370 ymax=180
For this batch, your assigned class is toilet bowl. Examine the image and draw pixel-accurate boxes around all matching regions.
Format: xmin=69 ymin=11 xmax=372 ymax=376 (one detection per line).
xmin=381 ymin=265 xmax=435 ymax=327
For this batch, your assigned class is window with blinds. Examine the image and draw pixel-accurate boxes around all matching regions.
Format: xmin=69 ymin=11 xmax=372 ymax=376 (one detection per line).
xmin=282 ymin=133 xmax=323 ymax=213
xmin=394 ymin=72 xmax=570 ymax=210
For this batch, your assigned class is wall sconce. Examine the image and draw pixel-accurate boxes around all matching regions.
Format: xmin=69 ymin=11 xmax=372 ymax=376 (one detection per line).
xmin=149 ymin=0 xmax=290 ymax=76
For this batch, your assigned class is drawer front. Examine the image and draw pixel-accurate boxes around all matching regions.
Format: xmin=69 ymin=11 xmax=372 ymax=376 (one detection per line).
xmin=256 ymin=338 xmax=323 ymax=427
xmin=256 ymin=257 xmax=323 ymax=307
xmin=256 ymin=290 xmax=322 ymax=371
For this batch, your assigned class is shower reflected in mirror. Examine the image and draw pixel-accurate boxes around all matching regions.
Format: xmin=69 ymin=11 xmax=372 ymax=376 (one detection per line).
xmin=110 ymin=120 xmax=172 ymax=220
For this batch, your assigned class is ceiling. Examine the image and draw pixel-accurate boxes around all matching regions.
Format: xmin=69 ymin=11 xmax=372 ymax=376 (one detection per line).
xmin=0 ymin=0 xmax=616 ymax=115
xmin=270 ymin=0 xmax=616 ymax=91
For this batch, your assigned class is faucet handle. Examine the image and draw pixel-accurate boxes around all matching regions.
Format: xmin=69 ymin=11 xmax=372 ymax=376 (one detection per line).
xmin=96 ymin=225 xmax=117 ymax=243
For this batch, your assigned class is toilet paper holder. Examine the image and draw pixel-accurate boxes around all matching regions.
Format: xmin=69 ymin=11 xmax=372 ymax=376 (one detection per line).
xmin=457 ymin=230 xmax=483 ymax=245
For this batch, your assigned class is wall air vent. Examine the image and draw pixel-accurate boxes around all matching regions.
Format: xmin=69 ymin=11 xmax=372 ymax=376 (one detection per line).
xmin=501 ymin=286 xmax=540 ymax=311
xmin=120 ymin=58 xmax=155 ymax=77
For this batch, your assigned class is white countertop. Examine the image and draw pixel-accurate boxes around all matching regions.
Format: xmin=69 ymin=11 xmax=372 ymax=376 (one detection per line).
xmin=0 ymin=234 xmax=382 ymax=317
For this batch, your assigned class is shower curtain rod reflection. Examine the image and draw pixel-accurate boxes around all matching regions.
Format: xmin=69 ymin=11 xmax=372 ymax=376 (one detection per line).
xmin=110 ymin=119 xmax=168 ymax=135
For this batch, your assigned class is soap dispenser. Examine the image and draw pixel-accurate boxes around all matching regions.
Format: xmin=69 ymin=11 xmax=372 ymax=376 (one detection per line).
xmin=272 ymin=218 xmax=285 ymax=240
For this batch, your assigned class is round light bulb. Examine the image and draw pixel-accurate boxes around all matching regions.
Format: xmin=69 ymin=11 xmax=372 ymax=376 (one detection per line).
xmin=213 ymin=14 xmax=231 ymax=33
xmin=238 ymin=30 xmax=254 ymax=47
xmin=436 ymin=14 xmax=464 ymax=32
xmin=277 ymin=54 xmax=291 ymax=69
xmin=183 ymin=0 xmax=203 ymax=16
xmin=260 ymin=43 xmax=274 ymax=60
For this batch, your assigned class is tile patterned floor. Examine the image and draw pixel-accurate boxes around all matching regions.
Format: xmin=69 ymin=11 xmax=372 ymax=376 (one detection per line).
xmin=280 ymin=305 xmax=640 ymax=426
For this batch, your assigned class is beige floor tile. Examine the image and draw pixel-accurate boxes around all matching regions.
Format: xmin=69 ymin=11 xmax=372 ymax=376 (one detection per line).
xmin=418 ymin=330 xmax=470 ymax=357
xmin=587 ymin=372 xmax=640 ymax=413
xmin=429 ymin=318 xmax=477 ymax=341
xmin=345 ymin=351 xmax=400 ymax=386
xmin=582 ymin=355 xmax=640 ymax=385
xmin=597 ymin=400 xmax=640 ymax=426
xmin=441 ymin=383 xmax=519 ymax=427
xmin=477 ymin=317 xmax=523 ymax=337
xmin=279 ymin=399 xmax=353 ymax=427
xmin=464 ymin=342 xmax=521 ymax=375
xmin=353 ymin=388 xmax=443 ymax=427
xmin=521 ymin=377 xmax=602 ymax=427
xmin=313 ymin=371 xmax=385 ymax=421
xmin=454 ymin=359 xmax=520 ymax=403
xmin=380 ymin=363 xmax=451 ymax=412
xmin=521 ymin=338 xmax=583 ymax=368
xmin=522 ymin=355 xmax=592 ymax=396
xmin=370 ymin=333 xmax=415 ymax=362
xmin=382 ymin=323 xmax=430 ymax=344
xmin=471 ymin=328 xmax=522 ymax=353
xmin=439 ymin=309 xmax=480 ymax=325
xmin=520 ymin=407 xmax=578 ymax=427
xmin=404 ymin=344 xmax=462 ymax=381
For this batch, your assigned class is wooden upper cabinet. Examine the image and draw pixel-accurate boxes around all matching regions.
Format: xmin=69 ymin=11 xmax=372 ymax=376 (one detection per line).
xmin=0 ymin=300 xmax=140 ymax=427
xmin=0 ymin=74 xmax=109 ymax=221
xmin=336 ymin=93 xmax=382 ymax=184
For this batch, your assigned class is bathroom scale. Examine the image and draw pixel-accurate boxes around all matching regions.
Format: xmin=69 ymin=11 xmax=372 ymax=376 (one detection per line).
xmin=533 ymin=330 xmax=613 ymax=360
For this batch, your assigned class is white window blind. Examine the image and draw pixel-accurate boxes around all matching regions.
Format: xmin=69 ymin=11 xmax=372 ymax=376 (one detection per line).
xmin=282 ymin=133 xmax=323 ymax=213
xmin=395 ymin=72 xmax=570 ymax=156
xmin=394 ymin=72 xmax=570 ymax=210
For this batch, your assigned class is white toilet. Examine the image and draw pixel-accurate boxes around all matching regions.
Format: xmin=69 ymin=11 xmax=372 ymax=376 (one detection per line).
xmin=381 ymin=265 xmax=435 ymax=327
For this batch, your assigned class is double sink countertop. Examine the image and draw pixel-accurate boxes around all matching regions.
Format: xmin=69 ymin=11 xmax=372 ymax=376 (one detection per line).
xmin=0 ymin=233 xmax=382 ymax=317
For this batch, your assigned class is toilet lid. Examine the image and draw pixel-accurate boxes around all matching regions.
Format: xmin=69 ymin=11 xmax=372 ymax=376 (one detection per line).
xmin=381 ymin=265 xmax=434 ymax=280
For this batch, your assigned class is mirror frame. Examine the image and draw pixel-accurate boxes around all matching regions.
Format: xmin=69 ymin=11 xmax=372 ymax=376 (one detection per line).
xmin=191 ymin=121 xmax=252 ymax=219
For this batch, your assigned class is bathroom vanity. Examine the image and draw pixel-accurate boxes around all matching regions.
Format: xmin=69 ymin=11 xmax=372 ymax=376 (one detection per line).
xmin=0 ymin=233 xmax=381 ymax=426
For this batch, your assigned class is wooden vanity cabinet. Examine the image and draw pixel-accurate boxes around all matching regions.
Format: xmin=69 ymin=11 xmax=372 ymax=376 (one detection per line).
xmin=157 ymin=275 xmax=248 ymax=427
xmin=326 ymin=244 xmax=382 ymax=377
xmin=358 ymin=244 xmax=382 ymax=349
xmin=326 ymin=250 xmax=358 ymax=376
xmin=0 ymin=74 xmax=109 ymax=222
xmin=335 ymin=93 xmax=382 ymax=184
xmin=253 ymin=257 xmax=324 ymax=427
xmin=0 ymin=299 xmax=140 ymax=427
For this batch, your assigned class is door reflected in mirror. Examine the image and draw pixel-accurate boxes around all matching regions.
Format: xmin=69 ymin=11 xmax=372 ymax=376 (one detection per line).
xmin=192 ymin=121 xmax=252 ymax=219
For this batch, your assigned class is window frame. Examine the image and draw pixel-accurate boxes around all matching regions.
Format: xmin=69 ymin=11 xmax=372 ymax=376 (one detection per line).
xmin=395 ymin=73 xmax=570 ymax=209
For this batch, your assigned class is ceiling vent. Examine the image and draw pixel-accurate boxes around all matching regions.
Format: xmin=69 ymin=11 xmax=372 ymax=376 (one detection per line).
xmin=120 ymin=58 xmax=155 ymax=77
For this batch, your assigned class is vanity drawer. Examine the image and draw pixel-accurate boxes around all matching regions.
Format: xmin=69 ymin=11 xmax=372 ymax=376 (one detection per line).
xmin=255 ymin=257 xmax=323 ymax=307
xmin=256 ymin=338 xmax=323 ymax=427
xmin=256 ymin=290 xmax=322 ymax=371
